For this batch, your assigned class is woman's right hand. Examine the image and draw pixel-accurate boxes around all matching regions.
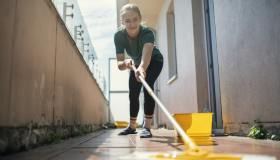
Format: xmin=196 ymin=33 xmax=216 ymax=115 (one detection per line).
xmin=124 ymin=59 xmax=133 ymax=69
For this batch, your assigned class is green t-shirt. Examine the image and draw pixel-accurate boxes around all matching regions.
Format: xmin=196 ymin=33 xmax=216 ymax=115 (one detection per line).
xmin=114 ymin=25 xmax=163 ymax=65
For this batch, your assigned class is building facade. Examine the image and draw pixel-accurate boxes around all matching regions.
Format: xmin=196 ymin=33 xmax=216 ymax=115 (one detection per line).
xmin=116 ymin=0 xmax=280 ymax=134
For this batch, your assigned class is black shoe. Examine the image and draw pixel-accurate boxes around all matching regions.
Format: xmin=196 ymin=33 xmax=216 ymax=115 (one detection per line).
xmin=118 ymin=127 xmax=137 ymax=135
xmin=139 ymin=128 xmax=152 ymax=138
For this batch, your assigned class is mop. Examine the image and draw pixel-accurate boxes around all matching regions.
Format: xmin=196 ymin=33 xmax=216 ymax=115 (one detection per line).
xmin=120 ymin=65 xmax=277 ymax=160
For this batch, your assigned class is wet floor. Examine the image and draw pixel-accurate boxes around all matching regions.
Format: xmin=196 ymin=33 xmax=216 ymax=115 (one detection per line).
xmin=1 ymin=129 xmax=280 ymax=160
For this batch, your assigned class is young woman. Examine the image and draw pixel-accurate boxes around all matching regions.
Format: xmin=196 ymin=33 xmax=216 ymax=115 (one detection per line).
xmin=114 ymin=4 xmax=163 ymax=138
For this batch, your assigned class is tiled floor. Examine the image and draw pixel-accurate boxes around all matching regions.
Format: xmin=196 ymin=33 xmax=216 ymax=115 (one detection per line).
xmin=2 ymin=129 xmax=280 ymax=160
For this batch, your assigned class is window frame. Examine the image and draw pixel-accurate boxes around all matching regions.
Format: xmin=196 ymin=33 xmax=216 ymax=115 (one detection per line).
xmin=166 ymin=0 xmax=178 ymax=84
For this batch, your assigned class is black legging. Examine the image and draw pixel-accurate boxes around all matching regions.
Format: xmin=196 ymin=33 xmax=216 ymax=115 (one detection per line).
xmin=129 ymin=59 xmax=163 ymax=118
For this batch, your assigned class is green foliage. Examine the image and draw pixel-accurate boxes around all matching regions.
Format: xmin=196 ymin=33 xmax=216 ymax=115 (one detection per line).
xmin=247 ymin=120 xmax=267 ymax=139
xmin=46 ymin=132 xmax=63 ymax=144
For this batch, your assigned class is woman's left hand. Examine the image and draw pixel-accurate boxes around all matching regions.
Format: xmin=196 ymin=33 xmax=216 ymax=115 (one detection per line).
xmin=135 ymin=66 xmax=146 ymax=82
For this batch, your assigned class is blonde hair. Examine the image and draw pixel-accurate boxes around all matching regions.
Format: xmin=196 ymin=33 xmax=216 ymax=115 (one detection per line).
xmin=120 ymin=4 xmax=142 ymax=20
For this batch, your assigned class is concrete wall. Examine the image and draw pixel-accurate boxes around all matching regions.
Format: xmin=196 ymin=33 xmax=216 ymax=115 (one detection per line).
xmin=213 ymin=0 xmax=280 ymax=133
xmin=0 ymin=0 xmax=108 ymax=127
xmin=0 ymin=0 xmax=16 ymax=127
xmin=156 ymin=0 xmax=199 ymax=127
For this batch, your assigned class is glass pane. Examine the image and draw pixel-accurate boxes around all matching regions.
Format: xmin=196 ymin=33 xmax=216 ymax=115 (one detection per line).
xmin=110 ymin=93 xmax=144 ymax=124
xmin=110 ymin=59 xmax=129 ymax=91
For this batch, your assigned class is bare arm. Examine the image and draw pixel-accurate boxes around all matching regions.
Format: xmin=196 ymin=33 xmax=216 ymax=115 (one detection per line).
xmin=139 ymin=43 xmax=154 ymax=70
xmin=134 ymin=43 xmax=153 ymax=81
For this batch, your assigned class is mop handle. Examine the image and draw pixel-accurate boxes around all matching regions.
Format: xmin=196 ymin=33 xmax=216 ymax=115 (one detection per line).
xmin=131 ymin=65 xmax=198 ymax=150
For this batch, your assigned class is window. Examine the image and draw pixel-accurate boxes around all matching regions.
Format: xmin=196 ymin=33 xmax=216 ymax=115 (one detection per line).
xmin=167 ymin=1 xmax=177 ymax=84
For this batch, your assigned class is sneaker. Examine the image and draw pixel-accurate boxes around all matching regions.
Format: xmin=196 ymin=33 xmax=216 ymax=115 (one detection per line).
xmin=139 ymin=128 xmax=152 ymax=138
xmin=118 ymin=127 xmax=137 ymax=135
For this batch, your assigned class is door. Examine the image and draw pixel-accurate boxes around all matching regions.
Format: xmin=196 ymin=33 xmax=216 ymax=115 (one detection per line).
xmin=203 ymin=0 xmax=224 ymax=133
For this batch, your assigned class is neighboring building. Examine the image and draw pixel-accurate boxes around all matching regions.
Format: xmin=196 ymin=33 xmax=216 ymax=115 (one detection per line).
xmin=116 ymin=0 xmax=280 ymax=135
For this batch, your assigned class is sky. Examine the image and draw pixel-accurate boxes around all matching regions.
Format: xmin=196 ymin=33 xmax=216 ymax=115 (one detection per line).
xmin=77 ymin=0 xmax=117 ymax=59
xmin=76 ymin=0 xmax=143 ymax=122
xmin=77 ymin=0 xmax=123 ymax=97
xmin=77 ymin=0 xmax=117 ymax=86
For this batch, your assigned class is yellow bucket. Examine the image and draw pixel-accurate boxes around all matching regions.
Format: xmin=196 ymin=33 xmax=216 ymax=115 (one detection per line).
xmin=114 ymin=121 xmax=129 ymax=128
xmin=173 ymin=113 xmax=213 ymax=137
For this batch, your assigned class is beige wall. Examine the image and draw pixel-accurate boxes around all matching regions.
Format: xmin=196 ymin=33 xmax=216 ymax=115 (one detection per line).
xmin=129 ymin=0 xmax=164 ymax=29
xmin=117 ymin=0 xmax=163 ymax=29
xmin=0 ymin=0 xmax=108 ymax=127
xmin=0 ymin=0 xmax=16 ymax=126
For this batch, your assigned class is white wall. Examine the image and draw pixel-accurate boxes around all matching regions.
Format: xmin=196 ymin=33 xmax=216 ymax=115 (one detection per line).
xmin=156 ymin=0 xmax=199 ymax=127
